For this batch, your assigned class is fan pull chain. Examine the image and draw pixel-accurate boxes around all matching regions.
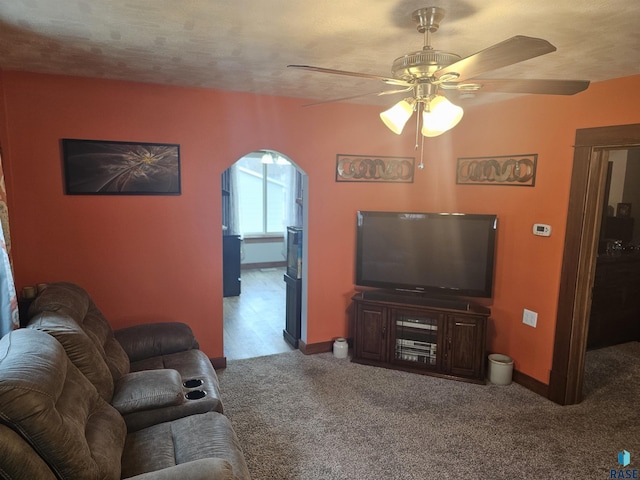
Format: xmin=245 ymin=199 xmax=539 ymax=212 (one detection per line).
xmin=414 ymin=106 xmax=420 ymax=151
xmin=415 ymin=102 xmax=425 ymax=170
xmin=419 ymin=133 xmax=425 ymax=170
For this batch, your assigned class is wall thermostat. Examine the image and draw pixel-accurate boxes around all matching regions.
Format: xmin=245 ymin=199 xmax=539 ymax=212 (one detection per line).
xmin=533 ymin=223 xmax=552 ymax=237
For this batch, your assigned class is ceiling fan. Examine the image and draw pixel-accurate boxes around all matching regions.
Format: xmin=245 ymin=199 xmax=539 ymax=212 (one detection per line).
xmin=288 ymin=6 xmax=590 ymax=140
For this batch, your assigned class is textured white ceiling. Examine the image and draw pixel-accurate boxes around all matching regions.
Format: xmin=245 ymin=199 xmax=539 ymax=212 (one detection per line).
xmin=0 ymin=0 xmax=639 ymax=107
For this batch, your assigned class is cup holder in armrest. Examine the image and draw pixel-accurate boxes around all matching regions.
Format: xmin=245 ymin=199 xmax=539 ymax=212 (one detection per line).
xmin=185 ymin=390 xmax=207 ymax=400
xmin=183 ymin=379 xmax=204 ymax=389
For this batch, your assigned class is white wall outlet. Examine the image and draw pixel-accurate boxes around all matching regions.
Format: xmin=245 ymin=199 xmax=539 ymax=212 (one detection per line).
xmin=523 ymin=309 xmax=538 ymax=328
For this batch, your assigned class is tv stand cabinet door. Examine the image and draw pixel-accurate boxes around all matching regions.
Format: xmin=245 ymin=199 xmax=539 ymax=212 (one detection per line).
xmin=354 ymin=302 xmax=388 ymax=363
xmin=444 ymin=315 xmax=486 ymax=380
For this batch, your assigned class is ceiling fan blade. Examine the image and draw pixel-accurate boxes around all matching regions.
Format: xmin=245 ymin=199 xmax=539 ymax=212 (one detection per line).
xmin=303 ymin=87 xmax=413 ymax=107
xmin=288 ymin=65 xmax=411 ymax=87
xmin=435 ymin=36 xmax=557 ymax=83
xmin=447 ymin=78 xmax=590 ymax=95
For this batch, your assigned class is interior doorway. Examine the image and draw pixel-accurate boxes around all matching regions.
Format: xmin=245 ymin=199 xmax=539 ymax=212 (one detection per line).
xmin=221 ymin=150 xmax=308 ymax=360
xmin=587 ymin=149 xmax=640 ymax=351
xmin=549 ymin=123 xmax=640 ymax=405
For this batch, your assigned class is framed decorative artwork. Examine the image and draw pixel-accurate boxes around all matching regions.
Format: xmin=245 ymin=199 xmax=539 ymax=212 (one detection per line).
xmin=335 ymin=154 xmax=415 ymax=183
xmin=62 ymin=139 xmax=181 ymax=195
xmin=456 ymin=154 xmax=537 ymax=186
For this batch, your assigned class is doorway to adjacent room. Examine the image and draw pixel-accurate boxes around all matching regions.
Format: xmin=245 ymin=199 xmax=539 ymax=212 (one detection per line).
xmin=550 ymin=123 xmax=640 ymax=405
xmin=221 ymin=150 xmax=308 ymax=360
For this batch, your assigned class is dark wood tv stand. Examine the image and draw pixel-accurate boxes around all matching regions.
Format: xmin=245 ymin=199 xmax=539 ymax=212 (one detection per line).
xmin=351 ymin=291 xmax=489 ymax=384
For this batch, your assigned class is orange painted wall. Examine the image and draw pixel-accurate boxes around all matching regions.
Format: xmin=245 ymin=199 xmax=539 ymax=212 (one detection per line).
xmin=2 ymin=70 xmax=640 ymax=385
xmin=444 ymin=74 xmax=640 ymax=382
xmin=0 ymin=72 xmax=422 ymax=359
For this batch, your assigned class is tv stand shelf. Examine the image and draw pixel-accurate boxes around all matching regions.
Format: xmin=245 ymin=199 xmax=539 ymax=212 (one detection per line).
xmin=351 ymin=292 xmax=489 ymax=384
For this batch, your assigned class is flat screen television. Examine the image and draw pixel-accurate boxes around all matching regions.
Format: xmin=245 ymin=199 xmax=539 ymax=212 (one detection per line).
xmin=356 ymin=211 xmax=498 ymax=298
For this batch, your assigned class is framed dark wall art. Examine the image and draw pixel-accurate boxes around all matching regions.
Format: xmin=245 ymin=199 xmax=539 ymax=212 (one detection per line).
xmin=336 ymin=154 xmax=414 ymax=183
xmin=62 ymin=139 xmax=181 ymax=195
xmin=457 ymin=154 xmax=538 ymax=186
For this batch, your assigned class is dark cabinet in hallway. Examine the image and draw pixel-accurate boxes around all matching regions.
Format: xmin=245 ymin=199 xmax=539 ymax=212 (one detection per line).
xmin=283 ymin=273 xmax=301 ymax=348
xmin=588 ymin=255 xmax=640 ymax=349
xmin=223 ymin=235 xmax=242 ymax=297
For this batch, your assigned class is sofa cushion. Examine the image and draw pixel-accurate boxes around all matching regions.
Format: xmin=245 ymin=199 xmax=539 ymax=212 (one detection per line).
xmin=115 ymin=322 xmax=200 ymax=362
xmin=121 ymin=412 xmax=250 ymax=480
xmin=27 ymin=312 xmax=115 ymax=401
xmin=0 ymin=329 xmax=126 ymax=480
xmin=85 ymin=303 xmax=131 ymax=379
xmin=28 ymin=281 xmax=90 ymax=321
xmin=125 ymin=458 xmax=235 ymax=480
xmin=28 ymin=282 xmax=130 ymax=380
xmin=0 ymin=425 xmax=58 ymax=480
xmin=113 ymin=369 xmax=185 ymax=415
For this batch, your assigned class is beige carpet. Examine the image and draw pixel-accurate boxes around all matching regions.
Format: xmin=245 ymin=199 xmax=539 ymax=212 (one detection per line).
xmin=218 ymin=342 xmax=640 ymax=479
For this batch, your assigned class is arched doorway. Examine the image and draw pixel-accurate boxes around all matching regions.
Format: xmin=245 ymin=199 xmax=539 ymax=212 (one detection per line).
xmin=221 ymin=150 xmax=308 ymax=360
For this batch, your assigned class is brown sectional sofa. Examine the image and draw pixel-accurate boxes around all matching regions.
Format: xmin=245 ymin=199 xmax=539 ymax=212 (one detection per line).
xmin=0 ymin=282 xmax=250 ymax=479
xmin=26 ymin=282 xmax=224 ymax=432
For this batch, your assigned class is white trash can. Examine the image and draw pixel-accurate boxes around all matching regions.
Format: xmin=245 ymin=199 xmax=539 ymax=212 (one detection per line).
xmin=333 ymin=338 xmax=348 ymax=359
xmin=488 ymin=354 xmax=513 ymax=385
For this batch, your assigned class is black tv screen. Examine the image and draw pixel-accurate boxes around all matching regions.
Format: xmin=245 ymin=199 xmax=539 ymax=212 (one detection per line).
xmin=356 ymin=211 xmax=498 ymax=298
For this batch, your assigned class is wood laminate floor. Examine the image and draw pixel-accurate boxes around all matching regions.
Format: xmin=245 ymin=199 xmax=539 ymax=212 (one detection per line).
xmin=223 ymin=267 xmax=296 ymax=360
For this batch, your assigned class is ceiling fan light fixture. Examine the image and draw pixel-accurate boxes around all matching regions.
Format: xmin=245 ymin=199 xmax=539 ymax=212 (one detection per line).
xmin=421 ymin=96 xmax=464 ymax=137
xmin=380 ymin=98 xmax=415 ymax=135
xmin=289 ymin=6 xmax=589 ymax=157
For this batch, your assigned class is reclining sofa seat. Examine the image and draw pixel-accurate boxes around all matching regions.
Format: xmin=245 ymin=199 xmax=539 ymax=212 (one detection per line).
xmin=26 ymin=282 xmax=223 ymax=432
xmin=0 ymin=329 xmax=249 ymax=480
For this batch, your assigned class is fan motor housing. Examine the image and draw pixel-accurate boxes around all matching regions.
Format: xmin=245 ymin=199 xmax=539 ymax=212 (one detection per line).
xmin=391 ymin=50 xmax=461 ymax=81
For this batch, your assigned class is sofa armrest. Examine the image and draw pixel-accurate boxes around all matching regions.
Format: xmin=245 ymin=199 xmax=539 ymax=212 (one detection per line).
xmin=124 ymin=458 xmax=235 ymax=480
xmin=112 ymin=370 xmax=185 ymax=415
xmin=114 ymin=322 xmax=199 ymax=362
